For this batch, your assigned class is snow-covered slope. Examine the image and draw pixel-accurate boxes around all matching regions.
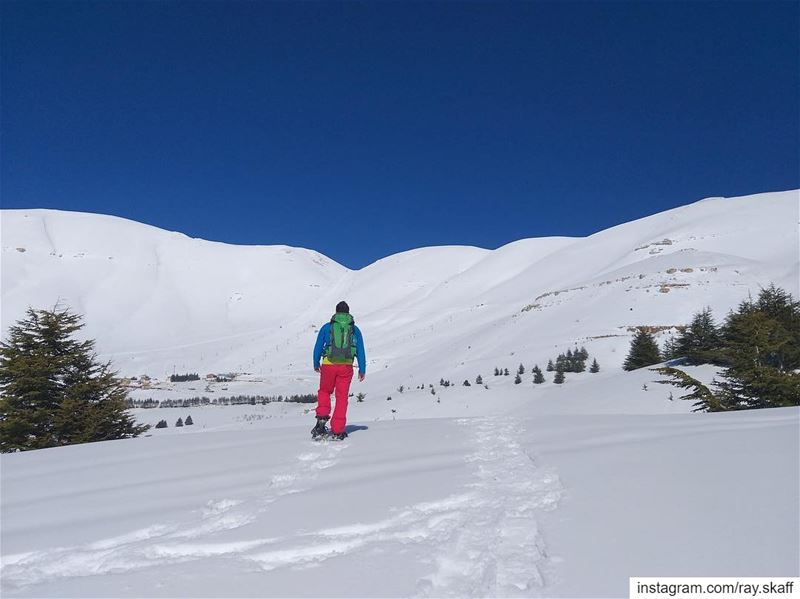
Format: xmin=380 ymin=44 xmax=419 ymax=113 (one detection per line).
xmin=2 ymin=382 xmax=797 ymax=598
xmin=2 ymin=190 xmax=799 ymax=597
xmin=2 ymin=190 xmax=797 ymax=401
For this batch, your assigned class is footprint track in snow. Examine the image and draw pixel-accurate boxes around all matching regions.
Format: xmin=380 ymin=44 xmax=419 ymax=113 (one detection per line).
xmin=0 ymin=438 xmax=351 ymax=591
xmin=415 ymin=417 xmax=563 ymax=598
xmin=1 ymin=421 xmax=562 ymax=598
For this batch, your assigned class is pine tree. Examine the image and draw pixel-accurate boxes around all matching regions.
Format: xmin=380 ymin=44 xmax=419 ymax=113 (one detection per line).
xmin=662 ymin=334 xmax=680 ymax=361
xmin=463 ymin=379 xmax=471 ymax=386
xmin=514 ymin=374 xmax=521 ymax=384
xmin=533 ymin=369 xmax=545 ymax=384
xmin=185 ymin=415 xmax=193 ymax=425
xmin=623 ymin=328 xmax=662 ymax=371
xmin=155 ymin=419 xmax=167 ymax=429
xmin=176 ymin=417 xmax=184 ymax=427
xmin=517 ymin=363 xmax=525 ymax=375
xmin=0 ymin=307 xmax=148 ymax=452
xmin=572 ymin=346 xmax=587 ymax=371
xmin=676 ymin=307 xmax=722 ymax=364
xmin=750 ymin=285 xmax=800 ymax=371
xmin=503 ymin=368 xmax=509 ymax=376
xmin=553 ymin=369 xmax=565 ymax=384
xmin=715 ymin=288 xmax=800 ymax=409
xmin=546 ymin=359 xmax=555 ymax=372
xmin=589 ymin=358 xmax=600 ymax=373
xmin=494 ymin=367 xmax=500 ymax=376
xmin=476 ymin=375 xmax=483 ymax=385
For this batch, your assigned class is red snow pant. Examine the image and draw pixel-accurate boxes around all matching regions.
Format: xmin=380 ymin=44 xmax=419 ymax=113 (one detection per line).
xmin=316 ymin=363 xmax=353 ymax=434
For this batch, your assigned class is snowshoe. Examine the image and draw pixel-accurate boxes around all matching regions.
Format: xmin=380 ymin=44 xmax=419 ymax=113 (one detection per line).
xmin=311 ymin=417 xmax=329 ymax=439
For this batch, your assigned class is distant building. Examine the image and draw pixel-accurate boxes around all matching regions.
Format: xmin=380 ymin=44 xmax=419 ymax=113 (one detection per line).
xmin=205 ymin=374 xmax=218 ymax=381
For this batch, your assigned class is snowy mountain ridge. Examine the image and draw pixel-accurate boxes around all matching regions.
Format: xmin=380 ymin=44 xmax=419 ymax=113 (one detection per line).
xmin=1 ymin=189 xmax=798 ymax=398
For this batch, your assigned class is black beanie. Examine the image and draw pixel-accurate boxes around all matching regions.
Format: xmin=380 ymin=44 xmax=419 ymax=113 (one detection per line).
xmin=336 ymin=301 xmax=350 ymax=314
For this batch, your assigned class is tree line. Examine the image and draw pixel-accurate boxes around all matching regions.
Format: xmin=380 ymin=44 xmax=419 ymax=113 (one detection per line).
xmin=127 ymin=393 xmax=317 ymax=408
xmin=169 ymin=373 xmax=200 ymax=382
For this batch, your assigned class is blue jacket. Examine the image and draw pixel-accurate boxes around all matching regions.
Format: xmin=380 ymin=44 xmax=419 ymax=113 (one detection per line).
xmin=313 ymin=322 xmax=366 ymax=375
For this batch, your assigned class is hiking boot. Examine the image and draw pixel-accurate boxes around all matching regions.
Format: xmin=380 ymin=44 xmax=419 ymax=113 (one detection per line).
xmin=330 ymin=431 xmax=348 ymax=441
xmin=311 ymin=417 xmax=329 ymax=438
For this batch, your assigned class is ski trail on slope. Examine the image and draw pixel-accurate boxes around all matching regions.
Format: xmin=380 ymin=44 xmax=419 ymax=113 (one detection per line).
xmin=0 ymin=438 xmax=349 ymax=592
xmin=415 ymin=417 xmax=563 ymax=598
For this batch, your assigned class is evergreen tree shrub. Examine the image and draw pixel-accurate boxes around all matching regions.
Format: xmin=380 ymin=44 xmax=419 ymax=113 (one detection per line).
xmin=655 ymin=285 xmax=799 ymax=411
xmin=0 ymin=307 xmax=148 ymax=452
xmin=661 ymin=334 xmax=680 ymax=361
xmin=623 ymin=328 xmax=662 ymax=371
xmin=677 ymin=308 xmax=722 ymax=364
xmin=715 ymin=287 xmax=800 ymax=409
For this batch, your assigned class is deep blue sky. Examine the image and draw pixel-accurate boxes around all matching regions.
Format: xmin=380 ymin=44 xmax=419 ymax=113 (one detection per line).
xmin=2 ymin=1 xmax=798 ymax=269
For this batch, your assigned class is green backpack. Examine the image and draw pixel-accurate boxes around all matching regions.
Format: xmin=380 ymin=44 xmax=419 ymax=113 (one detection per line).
xmin=326 ymin=313 xmax=357 ymax=363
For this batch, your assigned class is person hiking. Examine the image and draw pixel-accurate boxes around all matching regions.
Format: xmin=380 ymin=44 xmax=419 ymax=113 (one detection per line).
xmin=312 ymin=301 xmax=366 ymax=440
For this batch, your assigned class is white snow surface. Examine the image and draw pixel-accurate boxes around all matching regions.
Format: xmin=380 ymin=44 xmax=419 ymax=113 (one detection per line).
xmin=1 ymin=189 xmax=799 ymax=596
xmin=1 ymin=383 xmax=797 ymax=597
